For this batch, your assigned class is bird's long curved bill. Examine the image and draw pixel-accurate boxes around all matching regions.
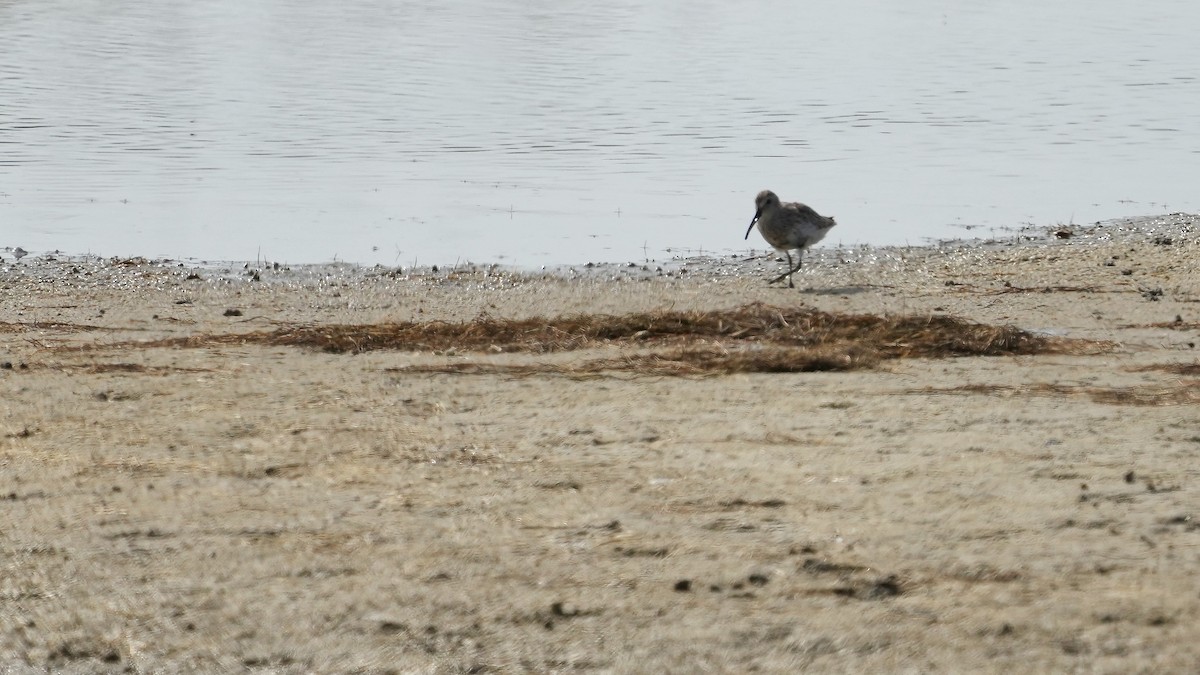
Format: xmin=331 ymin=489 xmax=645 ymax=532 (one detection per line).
xmin=744 ymin=210 xmax=762 ymax=240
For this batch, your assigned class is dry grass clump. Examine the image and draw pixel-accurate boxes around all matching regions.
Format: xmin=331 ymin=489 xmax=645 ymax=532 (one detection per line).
xmin=1131 ymin=362 xmax=1200 ymax=376
xmin=915 ymin=382 xmax=1200 ymax=406
xmin=1081 ymin=384 xmax=1200 ymax=406
xmin=132 ymin=303 xmax=1073 ymax=361
xmin=71 ymin=363 xmax=211 ymax=376
xmin=0 ymin=321 xmax=107 ymax=334
xmin=391 ymin=346 xmax=878 ymax=378
xmin=92 ymin=303 xmax=1091 ymax=376
xmin=617 ymin=346 xmax=875 ymax=374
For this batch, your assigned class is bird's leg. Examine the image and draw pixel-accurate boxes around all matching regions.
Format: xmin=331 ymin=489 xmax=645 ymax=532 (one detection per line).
xmin=769 ymin=251 xmax=803 ymax=288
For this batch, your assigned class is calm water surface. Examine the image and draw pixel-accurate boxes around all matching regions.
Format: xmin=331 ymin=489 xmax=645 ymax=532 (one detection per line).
xmin=2 ymin=1 xmax=1198 ymax=265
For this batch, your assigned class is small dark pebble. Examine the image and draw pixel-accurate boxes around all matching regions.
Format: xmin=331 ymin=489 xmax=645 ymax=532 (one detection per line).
xmin=673 ymin=579 xmax=692 ymax=592
xmin=747 ymin=573 xmax=770 ymax=587
xmin=550 ymin=602 xmax=578 ymax=617
xmin=1060 ymin=639 xmax=1085 ymax=656
xmin=1124 ymin=471 xmax=1136 ymax=483
xmin=223 ymin=308 xmax=243 ymax=317
xmin=867 ymin=576 xmax=903 ymax=599
xmin=1 ymin=362 xmax=11 ymax=370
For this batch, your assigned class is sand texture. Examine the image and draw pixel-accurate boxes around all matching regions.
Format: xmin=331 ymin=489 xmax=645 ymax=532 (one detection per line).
xmin=3 ymin=214 xmax=1200 ymax=673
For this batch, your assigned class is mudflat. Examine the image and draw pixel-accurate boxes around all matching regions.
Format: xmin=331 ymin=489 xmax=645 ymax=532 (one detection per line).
xmin=2 ymin=215 xmax=1199 ymax=673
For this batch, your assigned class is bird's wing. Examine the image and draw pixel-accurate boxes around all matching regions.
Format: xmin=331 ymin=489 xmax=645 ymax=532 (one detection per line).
xmin=786 ymin=202 xmax=835 ymax=228
xmin=785 ymin=202 xmax=822 ymax=218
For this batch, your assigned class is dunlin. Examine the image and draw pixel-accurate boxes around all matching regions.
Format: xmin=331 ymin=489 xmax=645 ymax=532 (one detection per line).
xmin=744 ymin=190 xmax=836 ymax=288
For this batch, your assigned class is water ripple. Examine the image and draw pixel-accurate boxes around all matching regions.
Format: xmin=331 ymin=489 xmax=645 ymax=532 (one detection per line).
xmin=2 ymin=0 xmax=1199 ymax=264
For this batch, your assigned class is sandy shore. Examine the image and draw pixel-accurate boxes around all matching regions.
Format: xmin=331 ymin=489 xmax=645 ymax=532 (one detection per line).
xmin=3 ymin=213 xmax=1200 ymax=673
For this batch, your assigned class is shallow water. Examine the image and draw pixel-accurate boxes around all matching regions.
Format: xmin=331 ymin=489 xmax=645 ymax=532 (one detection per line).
xmin=2 ymin=0 xmax=1198 ymax=265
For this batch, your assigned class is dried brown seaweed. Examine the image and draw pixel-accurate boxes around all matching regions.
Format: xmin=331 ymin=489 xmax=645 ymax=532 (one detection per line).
xmin=128 ymin=303 xmax=1075 ymax=361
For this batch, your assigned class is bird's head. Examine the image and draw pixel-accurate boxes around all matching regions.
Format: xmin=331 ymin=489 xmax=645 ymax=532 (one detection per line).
xmin=745 ymin=190 xmax=780 ymax=239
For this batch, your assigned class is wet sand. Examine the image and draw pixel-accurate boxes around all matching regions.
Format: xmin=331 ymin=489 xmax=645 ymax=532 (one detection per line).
xmin=3 ymin=214 xmax=1200 ymax=672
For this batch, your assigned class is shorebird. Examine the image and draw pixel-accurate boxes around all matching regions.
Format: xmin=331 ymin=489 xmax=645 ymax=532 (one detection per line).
xmin=744 ymin=190 xmax=836 ymax=289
